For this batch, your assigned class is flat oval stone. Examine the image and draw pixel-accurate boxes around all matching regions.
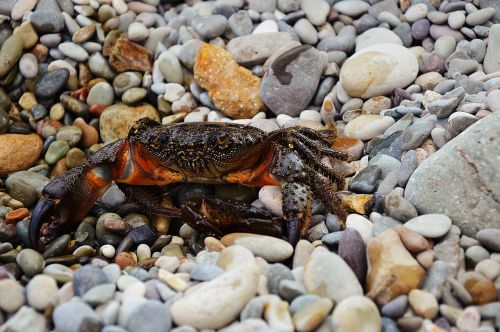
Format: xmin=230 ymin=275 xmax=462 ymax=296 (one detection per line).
xmin=340 ymin=43 xmax=419 ymax=99
xmin=0 ymin=35 xmax=24 ymax=77
xmin=221 ymin=233 xmax=293 ymax=262
xmin=404 ymin=214 xmax=452 ymax=238
xmin=27 ymin=275 xmax=58 ymax=310
xmin=58 ymin=42 xmax=89 ymax=62
xmin=344 ymin=115 xmax=395 ymax=140
xmin=0 ymin=134 xmax=43 ymax=177
xmin=34 ymin=68 xmax=70 ymax=98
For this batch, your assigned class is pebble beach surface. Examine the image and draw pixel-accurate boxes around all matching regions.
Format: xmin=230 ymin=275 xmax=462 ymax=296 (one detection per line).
xmin=0 ymin=0 xmax=499 ymax=331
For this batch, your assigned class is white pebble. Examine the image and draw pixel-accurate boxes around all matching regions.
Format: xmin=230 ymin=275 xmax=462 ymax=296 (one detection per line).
xmin=100 ymin=245 xmax=115 ymax=258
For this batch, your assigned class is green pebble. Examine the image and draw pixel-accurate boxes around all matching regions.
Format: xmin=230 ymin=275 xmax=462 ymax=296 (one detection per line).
xmin=45 ymin=140 xmax=70 ymax=165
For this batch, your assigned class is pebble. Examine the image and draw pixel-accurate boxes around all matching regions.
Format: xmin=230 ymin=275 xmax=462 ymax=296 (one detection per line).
xmin=82 ymin=283 xmax=116 ymax=305
xmin=292 ymin=298 xmax=333 ymax=331
xmin=349 ymin=165 xmax=381 ymax=194
xmin=27 ymin=275 xmax=58 ymax=310
xmin=355 ymin=28 xmax=402 ymax=51
xmin=340 ymin=43 xmax=418 ymax=98
xmin=19 ymin=53 xmax=38 ymax=79
xmin=484 ymin=24 xmax=500 ymax=74
xmin=330 ymin=296 xmax=381 ymax=332
xmin=344 ymin=115 xmax=395 ymax=140
xmin=300 ymin=0 xmax=329 ymax=25
xmin=16 ymin=248 xmax=44 ymax=277
xmin=194 ymin=44 xmax=265 ymax=119
xmin=476 ymin=229 xmax=500 ymax=252
xmin=87 ymin=82 xmax=115 ymax=106
xmin=34 ymin=68 xmax=70 ymax=99
xmin=366 ymin=229 xmax=425 ymax=305
xmin=127 ymin=300 xmax=172 ymax=332
xmin=0 ymin=279 xmax=25 ymax=313
xmin=53 ymin=299 xmax=101 ymax=332
xmin=0 ymin=35 xmax=24 ymax=77
xmin=0 ymin=306 xmax=47 ymax=332
xmin=404 ymin=214 xmax=452 ymax=238
xmin=304 ymin=247 xmax=363 ymax=303
xmin=381 ymin=295 xmax=408 ymax=319
xmin=408 ymin=289 xmax=439 ymax=319
xmin=73 ymin=265 xmax=109 ymax=297
xmin=221 ymin=233 xmax=293 ymax=262
xmin=99 ymin=104 xmax=159 ymax=144
xmin=58 ymin=42 xmax=89 ymax=62
xmin=227 ymin=32 xmax=295 ymax=66
xmin=260 ymin=45 xmax=326 ymax=117
xmin=0 ymin=134 xmax=43 ymax=177
xmin=170 ymin=246 xmax=260 ymax=329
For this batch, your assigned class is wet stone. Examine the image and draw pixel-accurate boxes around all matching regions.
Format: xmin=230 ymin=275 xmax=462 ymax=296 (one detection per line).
xmin=34 ymin=69 xmax=70 ymax=99
xmin=349 ymin=165 xmax=382 ymax=194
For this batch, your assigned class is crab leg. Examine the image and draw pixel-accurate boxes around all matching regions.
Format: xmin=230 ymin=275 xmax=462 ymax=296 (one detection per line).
xmin=282 ymin=182 xmax=313 ymax=245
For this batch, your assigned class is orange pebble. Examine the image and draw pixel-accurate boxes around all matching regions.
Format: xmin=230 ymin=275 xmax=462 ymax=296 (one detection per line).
xmin=115 ymin=252 xmax=137 ymax=269
xmin=5 ymin=208 xmax=29 ymax=224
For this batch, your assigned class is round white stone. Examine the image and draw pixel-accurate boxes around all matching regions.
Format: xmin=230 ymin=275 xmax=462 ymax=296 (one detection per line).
xmin=339 ymin=43 xmax=419 ymax=99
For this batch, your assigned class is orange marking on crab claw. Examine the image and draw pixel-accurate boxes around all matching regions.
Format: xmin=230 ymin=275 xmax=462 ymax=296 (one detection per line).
xmin=115 ymin=143 xmax=184 ymax=185
xmin=225 ymin=150 xmax=280 ymax=187
xmin=86 ymin=170 xmax=109 ymax=188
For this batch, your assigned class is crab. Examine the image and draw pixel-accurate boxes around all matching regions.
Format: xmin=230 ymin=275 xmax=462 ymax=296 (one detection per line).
xmin=29 ymin=118 xmax=349 ymax=250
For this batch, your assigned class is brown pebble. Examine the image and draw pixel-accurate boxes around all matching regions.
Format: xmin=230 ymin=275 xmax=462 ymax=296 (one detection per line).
xmin=108 ymin=37 xmax=152 ymax=73
xmin=463 ymin=277 xmax=497 ymax=304
xmin=5 ymin=208 xmax=29 ymax=224
xmin=394 ymin=225 xmax=430 ymax=253
xmin=73 ymin=120 xmax=96 ymax=145
xmin=32 ymin=43 xmax=48 ymax=62
xmin=0 ymin=134 xmax=43 ymax=177
xmin=416 ymin=249 xmax=434 ymax=269
xmin=115 ymin=252 xmax=137 ymax=269
xmin=50 ymin=158 xmax=68 ymax=177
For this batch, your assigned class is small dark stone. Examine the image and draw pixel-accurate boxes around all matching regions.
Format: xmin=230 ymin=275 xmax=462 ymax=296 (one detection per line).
xmin=35 ymin=69 xmax=70 ymax=99
xmin=0 ymin=108 xmax=9 ymax=133
xmin=8 ymin=121 xmax=31 ymax=134
xmin=43 ymin=234 xmax=71 ymax=259
xmin=338 ymin=229 xmax=367 ymax=285
xmin=368 ymin=131 xmax=404 ymax=160
xmin=348 ymin=164 xmax=382 ymax=193
xmin=31 ymin=104 xmax=48 ymax=121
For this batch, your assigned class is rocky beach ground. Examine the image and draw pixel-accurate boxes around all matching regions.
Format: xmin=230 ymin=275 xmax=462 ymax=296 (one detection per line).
xmin=0 ymin=0 xmax=500 ymax=331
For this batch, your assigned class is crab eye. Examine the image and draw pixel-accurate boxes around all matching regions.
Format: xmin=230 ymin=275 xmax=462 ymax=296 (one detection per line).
xmin=216 ymin=133 xmax=229 ymax=146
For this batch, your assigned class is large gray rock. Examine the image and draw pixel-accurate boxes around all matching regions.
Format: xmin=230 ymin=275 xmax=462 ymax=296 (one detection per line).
xmin=260 ymin=45 xmax=326 ymax=116
xmin=405 ymin=112 xmax=500 ymax=237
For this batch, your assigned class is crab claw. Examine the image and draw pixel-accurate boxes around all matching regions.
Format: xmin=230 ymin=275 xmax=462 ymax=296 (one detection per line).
xmin=30 ymin=197 xmax=60 ymax=251
xmin=29 ymin=162 xmax=116 ymax=251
